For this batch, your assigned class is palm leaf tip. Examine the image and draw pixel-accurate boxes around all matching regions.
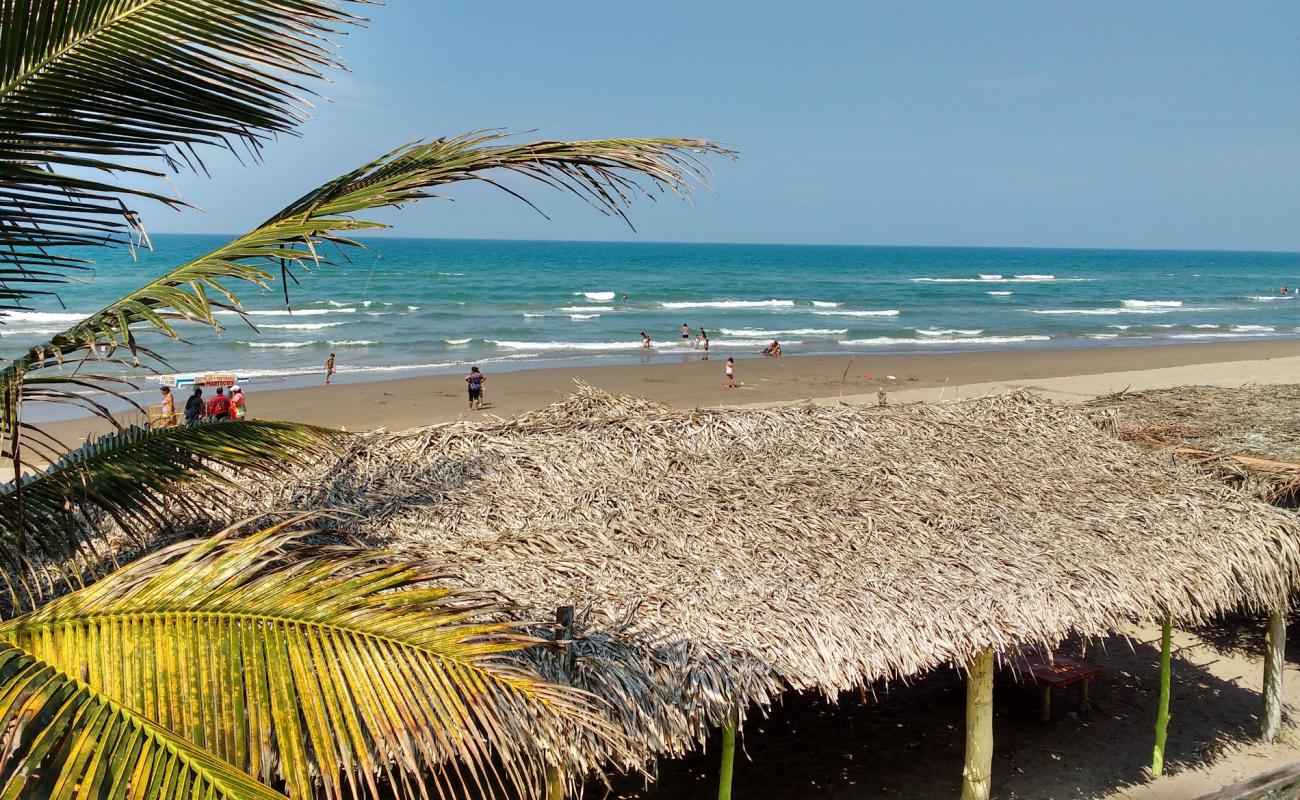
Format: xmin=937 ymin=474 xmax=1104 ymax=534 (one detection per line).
xmin=0 ymin=516 xmax=635 ymax=799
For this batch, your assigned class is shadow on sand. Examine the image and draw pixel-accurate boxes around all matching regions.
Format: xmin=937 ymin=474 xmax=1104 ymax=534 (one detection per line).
xmin=600 ymin=625 xmax=1291 ymax=799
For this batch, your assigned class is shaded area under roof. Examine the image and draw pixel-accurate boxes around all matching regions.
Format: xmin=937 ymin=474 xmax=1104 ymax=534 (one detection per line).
xmin=258 ymin=385 xmax=1300 ymax=770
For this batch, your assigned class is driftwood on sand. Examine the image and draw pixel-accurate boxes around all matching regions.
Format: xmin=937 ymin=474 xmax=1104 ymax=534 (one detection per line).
xmin=245 ymin=384 xmax=1300 ymax=772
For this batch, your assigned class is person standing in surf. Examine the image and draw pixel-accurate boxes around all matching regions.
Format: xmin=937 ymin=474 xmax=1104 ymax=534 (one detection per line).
xmin=465 ymin=366 xmax=486 ymax=410
xmin=641 ymin=331 xmax=652 ymax=349
xmin=681 ymin=323 xmax=690 ymax=342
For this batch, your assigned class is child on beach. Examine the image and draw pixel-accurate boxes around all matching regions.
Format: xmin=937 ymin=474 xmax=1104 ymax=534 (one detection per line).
xmin=465 ymin=366 xmax=486 ymax=410
xmin=324 ymin=352 xmax=336 ymax=385
xmin=641 ymin=331 xmax=652 ymax=349
xmin=725 ymin=357 xmax=736 ymax=389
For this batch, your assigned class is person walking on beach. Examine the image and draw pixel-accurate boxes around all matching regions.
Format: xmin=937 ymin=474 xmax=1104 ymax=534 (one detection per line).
xmin=725 ymin=357 xmax=736 ymax=389
xmin=207 ymin=387 xmax=232 ymax=421
xmin=465 ymin=366 xmax=486 ymax=410
xmin=184 ymin=387 xmax=204 ymax=424
xmin=158 ymin=386 xmax=177 ymax=427
xmin=230 ymin=385 xmax=247 ymax=420
xmin=324 ymin=352 xmax=336 ymax=385
xmin=641 ymin=331 xmax=652 ymax=349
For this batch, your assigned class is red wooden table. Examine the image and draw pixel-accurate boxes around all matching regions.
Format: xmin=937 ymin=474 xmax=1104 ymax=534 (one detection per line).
xmin=1015 ymin=649 xmax=1102 ymax=722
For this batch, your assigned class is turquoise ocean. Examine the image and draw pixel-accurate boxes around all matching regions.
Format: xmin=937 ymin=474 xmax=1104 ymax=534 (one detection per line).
xmin=3 ymin=235 xmax=1298 ymax=389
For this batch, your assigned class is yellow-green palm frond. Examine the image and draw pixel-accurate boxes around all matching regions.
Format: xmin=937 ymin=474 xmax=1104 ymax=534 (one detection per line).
xmin=0 ymin=421 xmax=342 ymax=608
xmin=0 ymin=515 xmax=629 ymax=799
xmin=0 ymin=641 xmax=288 ymax=800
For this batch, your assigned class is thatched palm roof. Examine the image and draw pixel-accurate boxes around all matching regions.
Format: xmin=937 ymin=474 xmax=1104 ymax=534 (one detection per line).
xmin=262 ymin=386 xmax=1300 ymax=768
xmin=1087 ymin=385 xmax=1300 ymax=504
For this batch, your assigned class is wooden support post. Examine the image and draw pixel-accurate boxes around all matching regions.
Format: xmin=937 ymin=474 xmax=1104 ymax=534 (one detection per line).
xmin=1152 ymin=616 xmax=1173 ymax=776
xmin=718 ymin=712 xmax=737 ymax=800
xmin=960 ymin=649 xmax=995 ymax=800
xmin=546 ymin=606 xmax=577 ymax=800
xmin=1263 ymin=605 xmax=1287 ymax=742
xmin=545 ymin=765 xmax=565 ymax=800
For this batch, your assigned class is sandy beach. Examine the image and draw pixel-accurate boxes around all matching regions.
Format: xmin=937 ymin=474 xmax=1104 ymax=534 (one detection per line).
xmin=36 ymin=339 xmax=1300 ymax=448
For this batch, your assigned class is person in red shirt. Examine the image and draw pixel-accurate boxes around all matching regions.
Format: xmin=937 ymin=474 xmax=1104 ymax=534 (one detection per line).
xmin=207 ymin=387 xmax=232 ymax=421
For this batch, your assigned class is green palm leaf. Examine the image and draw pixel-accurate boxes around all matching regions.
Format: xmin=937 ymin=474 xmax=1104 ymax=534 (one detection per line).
xmin=0 ymin=0 xmax=369 ymax=306
xmin=0 ymin=421 xmax=341 ymax=606
xmin=0 ymin=641 xmax=288 ymax=799
xmin=0 ymin=517 xmax=627 ymax=799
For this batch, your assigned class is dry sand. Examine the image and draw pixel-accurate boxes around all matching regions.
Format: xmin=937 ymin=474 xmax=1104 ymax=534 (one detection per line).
xmin=37 ymin=339 xmax=1300 ymax=448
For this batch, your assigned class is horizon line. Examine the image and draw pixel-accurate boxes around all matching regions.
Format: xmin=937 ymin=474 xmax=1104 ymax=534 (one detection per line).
xmin=141 ymin=232 xmax=1300 ymax=257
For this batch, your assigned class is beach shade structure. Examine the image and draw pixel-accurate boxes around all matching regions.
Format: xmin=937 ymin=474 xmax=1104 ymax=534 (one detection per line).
xmin=159 ymin=372 xmax=251 ymax=390
xmin=1089 ymin=384 xmax=1300 ymax=744
xmin=256 ymin=385 xmax=1300 ymax=797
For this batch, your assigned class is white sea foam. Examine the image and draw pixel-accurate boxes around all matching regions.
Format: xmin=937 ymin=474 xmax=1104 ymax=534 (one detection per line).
xmin=1030 ymin=306 xmax=1223 ymax=316
xmin=719 ymin=328 xmax=847 ymax=336
xmin=812 ymin=309 xmax=900 ymax=317
xmin=437 ymin=272 xmax=465 ymax=276
xmin=1122 ymin=300 xmax=1182 ymax=308
xmin=218 ymin=308 xmax=356 ymax=317
xmin=911 ymin=274 xmax=1082 ymax=284
xmin=712 ymin=338 xmax=777 ymax=347
xmin=444 ymin=338 xmax=472 ymax=345
xmin=0 ymin=326 xmax=64 ymax=335
xmin=261 ymin=322 xmax=344 ymax=330
xmin=1167 ymin=332 xmax=1276 ymax=339
xmin=811 ymin=301 xmax=840 ymax=308
xmin=1190 ymin=324 xmax=1221 ymax=329
xmin=522 ymin=313 xmax=545 ymax=318
xmin=407 ymin=306 xmax=421 ymax=311
xmin=569 ymin=314 xmax=600 ymax=320
xmin=1108 ymin=325 xmax=1131 ymax=330
xmin=0 ymin=311 xmax=88 ymax=323
xmin=838 ymin=335 xmax=1050 ymax=346
xmin=1250 ymin=295 xmax=1294 ymax=301
xmin=329 ymin=340 xmax=377 ymax=346
xmin=1231 ymin=325 xmax=1275 ymax=332
xmin=246 ymin=341 xmax=316 ymax=349
xmin=326 ymin=300 xmax=350 ymax=308
xmin=577 ymin=291 xmax=616 ymax=301
xmin=1085 ymin=333 xmax=1119 ymax=339
xmin=916 ymin=328 xmax=983 ymax=337
xmin=558 ymin=306 xmax=615 ymax=313
xmin=986 ymin=291 xmax=1014 ymax=296
xmin=660 ymin=299 xmax=796 ymax=310
xmin=490 ymin=340 xmax=638 ymax=351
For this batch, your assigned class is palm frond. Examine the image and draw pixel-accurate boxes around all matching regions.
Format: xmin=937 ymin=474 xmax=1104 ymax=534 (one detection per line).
xmin=0 ymin=517 xmax=629 ymax=799
xmin=0 ymin=133 xmax=728 ymax=441
xmin=0 ymin=421 xmax=341 ymax=606
xmin=0 ymin=641 xmax=289 ymax=799
xmin=0 ymin=0 xmax=370 ymax=306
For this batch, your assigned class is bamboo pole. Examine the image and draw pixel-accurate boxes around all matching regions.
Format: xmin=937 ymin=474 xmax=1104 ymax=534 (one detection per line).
xmin=960 ymin=648 xmax=995 ymax=800
xmin=717 ymin=712 xmax=737 ymax=800
xmin=1263 ymin=604 xmax=1287 ymax=742
xmin=1152 ymin=616 xmax=1173 ymax=776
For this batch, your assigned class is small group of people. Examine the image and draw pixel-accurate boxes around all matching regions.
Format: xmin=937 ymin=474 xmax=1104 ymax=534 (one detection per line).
xmin=762 ymin=340 xmax=782 ymax=357
xmin=680 ymin=323 xmax=711 ymax=351
xmin=158 ymin=384 xmax=247 ymax=426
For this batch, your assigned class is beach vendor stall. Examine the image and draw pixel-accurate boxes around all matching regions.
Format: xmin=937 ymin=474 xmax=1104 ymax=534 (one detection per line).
xmin=149 ymin=373 xmax=249 ymax=425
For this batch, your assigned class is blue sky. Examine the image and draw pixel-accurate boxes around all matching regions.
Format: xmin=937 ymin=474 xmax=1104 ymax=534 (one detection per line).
xmin=151 ymin=2 xmax=1299 ymax=251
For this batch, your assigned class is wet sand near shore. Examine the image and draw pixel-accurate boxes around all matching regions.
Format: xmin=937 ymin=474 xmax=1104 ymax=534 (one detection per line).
xmin=35 ymin=339 xmax=1300 ymax=448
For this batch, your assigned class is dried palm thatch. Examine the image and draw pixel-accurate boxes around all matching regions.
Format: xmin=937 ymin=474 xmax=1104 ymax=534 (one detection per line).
xmin=248 ymin=384 xmax=1300 ymax=768
xmin=1087 ymin=385 xmax=1300 ymax=505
